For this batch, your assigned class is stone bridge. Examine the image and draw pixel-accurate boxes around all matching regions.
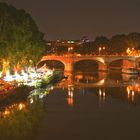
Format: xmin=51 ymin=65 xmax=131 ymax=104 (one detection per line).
xmin=39 ymin=55 xmax=140 ymax=72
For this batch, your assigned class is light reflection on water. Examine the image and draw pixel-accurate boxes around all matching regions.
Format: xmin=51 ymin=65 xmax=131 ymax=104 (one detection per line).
xmin=1 ymin=71 xmax=140 ymax=140
xmin=0 ymin=91 xmax=46 ymax=140
xmin=56 ymin=72 xmax=140 ymax=106
xmin=37 ymin=72 xmax=140 ymax=140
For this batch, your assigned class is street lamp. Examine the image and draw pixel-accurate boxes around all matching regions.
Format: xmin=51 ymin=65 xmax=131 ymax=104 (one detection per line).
xmin=103 ymin=46 xmax=105 ymax=50
xmin=99 ymin=47 xmax=101 ymax=55
xmin=68 ymin=47 xmax=73 ymax=54
xmin=98 ymin=46 xmax=106 ymax=55
xmin=126 ymin=48 xmax=130 ymax=55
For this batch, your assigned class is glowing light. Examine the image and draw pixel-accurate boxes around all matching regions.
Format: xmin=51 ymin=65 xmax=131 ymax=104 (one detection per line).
xmin=132 ymin=91 xmax=135 ymax=96
xmin=46 ymin=69 xmax=53 ymax=76
xmin=4 ymin=70 xmax=13 ymax=82
xmin=6 ymin=70 xmax=10 ymax=78
xmin=3 ymin=66 xmax=54 ymax=88
xmin=126 ymin=48 xmax=131 ymax=54
xmin=21 ymin=69 xmax=24 ymax=75
xmin=18 ymin=103 xmax=25 ymax=110
xmin=21 ymin=70 xmax=28 ymax=82
xmin=4 ymin=110 xmax=10 ymax=116
xmin=67 ymin=98 xmax=74 ymax=106
xmin=68 ymin=90 xmax=71 ymax=96
xmin=98 ymin=88 xmax=106 ymax=103
xmin=50 ymin=86 xmax=54 ymax=90
xmin=99 ymin=79 xmax=105 ymax=84
xmin=132 ymin=91 xmax=135 ymax=102
xmin=30 ymin=72 xmax=37 ymax=79
xmin=70 ymin=92 xmax=73 ymax=98
xmin=67 ymin=86 xmax=74 ymax=106
xmin=30 ymin=98 xmax=34 ymax=104
xmin=99 ymin=47 xmax=102 ymax=55
xmin=15 ymin=70 xmax=22 ymax=82
xmin=103 ymin=91 xmax=106 ymax=97
xmin=99 ymin=89 xmax=102 ymax=96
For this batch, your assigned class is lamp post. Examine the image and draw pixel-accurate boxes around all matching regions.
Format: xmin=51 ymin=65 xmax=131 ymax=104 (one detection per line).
xmin=99 ymin=46 xmax=106 ymax=55
xmin=99 ymin=47 xmax=101 ymax=55
xmin=68 ymin=47 xmax=73 ymax=55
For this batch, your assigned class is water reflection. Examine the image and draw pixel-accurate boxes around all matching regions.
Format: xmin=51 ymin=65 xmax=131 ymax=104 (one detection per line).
xmin=1 ymin=71 xmax=140 ymax=140
xmin=67 ymin=86 xmax=74 ymax=106
xmin=59 ymin=72 xmax=140 ymax=105
xmin=98 ymin=88 xmax=106 ymax=107
xmin=0 ymin=93 xmax=46 ymax=140
xmin=30 ymin=72 xmax=140 ymax=140
xmin=61 ymin=71 xmax=140 ymax=88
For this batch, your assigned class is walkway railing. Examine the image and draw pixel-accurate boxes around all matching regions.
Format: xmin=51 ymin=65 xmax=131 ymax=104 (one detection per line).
xmin=46 ymin=54 xmax=140 ymax=57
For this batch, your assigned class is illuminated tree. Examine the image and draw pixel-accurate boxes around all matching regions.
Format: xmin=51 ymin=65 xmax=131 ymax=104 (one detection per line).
xmin=0 ymin=3 xmax=46 ymax=72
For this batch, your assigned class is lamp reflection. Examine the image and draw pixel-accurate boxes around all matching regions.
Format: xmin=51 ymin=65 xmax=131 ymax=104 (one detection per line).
xmin=126 ymin=86 xmax=136 ymax=102
xmin=1 ymin=102 xmax=26 ymax=118
xmin=98 ymin=88 xmax=106 ymax=106
xmin=132 ymin=91 xmax=135 ymax=102
xmin=67 ymin=86 xmax=74 ymax=106
xmin=4 ymin=109 xmax=10 ymax=117
xmin=18 ymin=103 xmax=25 ymax=110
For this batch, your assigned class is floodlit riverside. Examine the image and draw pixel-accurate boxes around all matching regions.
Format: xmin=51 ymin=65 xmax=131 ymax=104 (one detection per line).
xmin=2 ymin=67 xmax=54 ymax=87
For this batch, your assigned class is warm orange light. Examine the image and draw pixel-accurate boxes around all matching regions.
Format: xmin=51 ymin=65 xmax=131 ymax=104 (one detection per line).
xmin=99 ymin=89 xmax=102 ymax=96
xmin=4 ymin=110 xmax=10 ymax=116
xmin=132 ymin=91 xmax=135 ymax=96
xmin=67 ymin=98 xmax=74 ymax=106
xmin=103 ymin=91 xmax=106 ymax=97
xmin=18 ymin=103 xmax=25 ymax=110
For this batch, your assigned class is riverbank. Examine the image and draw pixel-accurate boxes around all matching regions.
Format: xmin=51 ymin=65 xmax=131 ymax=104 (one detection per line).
xmin=0 ymin=70 xmax=65 ymax=109
xmin=0 ymin=70 xmax=65 ymax=140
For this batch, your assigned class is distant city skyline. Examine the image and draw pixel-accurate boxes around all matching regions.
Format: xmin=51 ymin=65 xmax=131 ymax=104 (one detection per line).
xmin=1 ymin=0 xmax=140 ymax=40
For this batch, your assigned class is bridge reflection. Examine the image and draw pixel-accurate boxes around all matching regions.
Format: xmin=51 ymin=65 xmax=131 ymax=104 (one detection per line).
xmin=55 ymin=72 xmax=140 ymax=106
xmin=58 ymin=72 xmax=139 ymax=88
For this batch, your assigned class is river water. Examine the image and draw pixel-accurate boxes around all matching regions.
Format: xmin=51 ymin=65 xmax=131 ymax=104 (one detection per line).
xmin=1 ymin=71 xmax=140 ymax=140
xmin=34 ymin=71 xmax=140 ymax=140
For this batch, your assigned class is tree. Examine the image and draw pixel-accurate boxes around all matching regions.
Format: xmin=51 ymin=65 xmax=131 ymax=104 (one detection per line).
xmin=0 ymin=3 xmax=46 ymax=72
xmin=93 ymin=36 xmax=110 ymax=54
xmin=126 ymin=32 xmax=140 ymax=50
xmin=110 ymin=34 xmax=127 ymax=54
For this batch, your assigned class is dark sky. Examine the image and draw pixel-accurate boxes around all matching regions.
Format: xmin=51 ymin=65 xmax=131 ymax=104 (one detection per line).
xmin=1 ymin=0 xmax=140 ymax=40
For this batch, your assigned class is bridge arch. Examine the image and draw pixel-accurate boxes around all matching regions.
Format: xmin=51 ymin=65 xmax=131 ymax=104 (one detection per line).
xmin=73 ymin=59 xmax=107 ymax=72
xmin=37 ymin=60 xmax=66 ymax=71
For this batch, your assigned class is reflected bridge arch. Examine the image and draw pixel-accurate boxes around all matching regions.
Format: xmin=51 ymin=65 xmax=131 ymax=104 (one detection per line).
xmin=109 ymin=58 xmax=138 ymax=70
xmin=135 ymin=57 xmax=140 ymax=68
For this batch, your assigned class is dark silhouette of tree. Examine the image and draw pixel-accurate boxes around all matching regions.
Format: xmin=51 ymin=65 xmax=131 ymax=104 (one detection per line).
xmin=110 ymin=34 xmax=127 ymax=54
xmin=0 ymin=3 xmax=46 ymax=72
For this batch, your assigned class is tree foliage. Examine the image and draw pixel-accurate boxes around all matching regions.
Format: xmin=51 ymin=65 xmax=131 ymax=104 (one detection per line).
xmin=48 ymin=33 xmax=140 ymax=55
xmin=0 ymin=3 xmax=46 ymax=71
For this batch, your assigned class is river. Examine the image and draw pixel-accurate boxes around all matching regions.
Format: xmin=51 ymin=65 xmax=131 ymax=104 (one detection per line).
xmin=1 ymin=71 xmax=140 ymax=140
xmin=34 ymin=71 xmax=140 ymax=140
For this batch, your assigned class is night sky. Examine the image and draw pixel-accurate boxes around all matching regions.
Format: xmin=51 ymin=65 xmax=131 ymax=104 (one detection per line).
xmin=1 ymin=0 xmax=140 ymax=40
